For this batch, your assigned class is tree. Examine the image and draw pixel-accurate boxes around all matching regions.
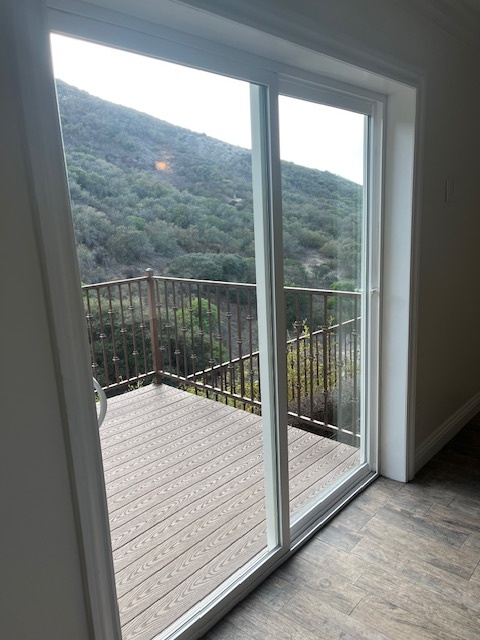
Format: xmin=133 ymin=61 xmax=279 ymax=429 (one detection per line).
xmin=107 ymin=227 xmax=153 ymax=265
xmin=164 ymin=298 xmax=221 ymax=378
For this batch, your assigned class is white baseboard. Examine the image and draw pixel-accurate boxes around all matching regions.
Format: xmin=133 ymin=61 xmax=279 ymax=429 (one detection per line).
xmin=415 ymin=390 xmax=480 ymax=473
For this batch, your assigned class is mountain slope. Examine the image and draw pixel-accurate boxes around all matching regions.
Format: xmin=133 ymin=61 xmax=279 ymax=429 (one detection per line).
xmin=56 ymin=79 xmax=362 ymax=287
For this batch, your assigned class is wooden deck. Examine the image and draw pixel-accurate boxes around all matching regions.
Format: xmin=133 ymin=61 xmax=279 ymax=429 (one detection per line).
xmin=99 ymin=384 xmax=360 ymax=640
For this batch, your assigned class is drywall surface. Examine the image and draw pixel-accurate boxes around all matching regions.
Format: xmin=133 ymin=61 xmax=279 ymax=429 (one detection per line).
xmin=175 ymin=0 xmax=480 ymax=453
xmin=0 ymin=2 xmax=91 ymax=639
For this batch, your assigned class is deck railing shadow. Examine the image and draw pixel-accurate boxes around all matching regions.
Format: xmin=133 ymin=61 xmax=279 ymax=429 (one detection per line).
xmin=82 ymin=269 xmax=361 ymax=444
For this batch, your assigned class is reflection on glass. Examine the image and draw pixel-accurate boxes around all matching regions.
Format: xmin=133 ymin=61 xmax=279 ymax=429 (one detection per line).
xmin=278 ymin=95 xmax=366 ymax=521
xmin=52 ymin=34 xmax=270 ymax=639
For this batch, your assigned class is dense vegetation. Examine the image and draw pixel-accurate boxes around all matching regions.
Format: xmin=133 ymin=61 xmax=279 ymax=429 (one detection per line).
xmin=57 ymin=80 xmax=362 ymax=290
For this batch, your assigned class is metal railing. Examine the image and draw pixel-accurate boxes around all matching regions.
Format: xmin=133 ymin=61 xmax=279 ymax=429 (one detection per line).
xmin=81 ymin=269 xmax=361 ymax=442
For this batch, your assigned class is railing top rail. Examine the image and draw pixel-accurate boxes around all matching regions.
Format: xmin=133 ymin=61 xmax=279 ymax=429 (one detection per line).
xmin=82 ymin=275 xmax=148 ymax=290
xmin=152 ymin=274 xmax=257 ymax=288
xmin=284 ymin=285 xmax=361 ymax=297
xmin=81 ymin=273 xmax=361 ymax=298
xmin=155 ymin=275 xmax=360 ymax=297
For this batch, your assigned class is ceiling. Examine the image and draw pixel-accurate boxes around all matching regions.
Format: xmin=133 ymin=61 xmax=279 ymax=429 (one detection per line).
xmin=53 ymin=0 xmax=480 ymax=49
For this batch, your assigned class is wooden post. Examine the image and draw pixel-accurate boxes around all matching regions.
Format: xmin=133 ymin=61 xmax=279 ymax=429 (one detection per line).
xmin=145 ymin=268 xmax=162 ymax=385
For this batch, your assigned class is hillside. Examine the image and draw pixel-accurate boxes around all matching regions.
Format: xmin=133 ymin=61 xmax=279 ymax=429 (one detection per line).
xmin=56 ymin=80 xmax=362 ymax=288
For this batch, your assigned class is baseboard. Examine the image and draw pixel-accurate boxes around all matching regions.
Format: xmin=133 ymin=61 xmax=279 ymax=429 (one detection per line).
xmin=415 ymin=390 xmax=480 ymax=473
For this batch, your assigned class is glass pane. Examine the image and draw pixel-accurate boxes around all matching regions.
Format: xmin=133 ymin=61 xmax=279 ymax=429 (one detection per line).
xmin=51 ymin=34 xmax=272 ymax=639
xmin=278 ymin=95 xmax=366 ymax=523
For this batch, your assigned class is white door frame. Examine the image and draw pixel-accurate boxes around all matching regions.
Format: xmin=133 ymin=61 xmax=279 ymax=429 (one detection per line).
xmin=21 ymin=1 xmax=422 ymax=637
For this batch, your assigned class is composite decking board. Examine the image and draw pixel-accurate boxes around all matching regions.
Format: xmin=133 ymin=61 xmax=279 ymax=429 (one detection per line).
xmin=100 ymin=393 xmax=205 ymax=439
xmin=110 ymin=450 xmax=266 ymax=555
xmin=110 ymin=438 xmax=266 ymax=559
xmin=101 ymin=400 xmax=230 ymax=461
xmin=287 ymin=432 xmax=341 ymax=477
xmin=104 ymin=384 xmax=185 ymax=411
xmin=107 ymin=416 xmax=259 ymax=485
xmin=107 ymin=430 xmax=265 ymax=537
xmin=104 ymin=417 xmax=261 ymax=497
xmin=115 ymin=485 xmax=266 ymax=612
xmin=286 ymin=427 xmax=340 ymax=462
xmin=116 ymin=452 xmax=264 ymax=569
xmin=106 ymin=420 xmax=264 ymax=530
xmin=101 ymin=392 xmax=267 ymax=461
xmin=102 ymin=391 xmax=195 ymax=426
xmin=108 ymin=419 xmax=317 ymax=537
xmin=105 ymin=431 xmax=260 ymax=503
xmin=100 ymin=398 xmax=213 ymax=449
xmin=106 ymin=414 xmax=261 ymax=485
xmin=122 ymin=523 xmax=267 ymax=640
xmin=109 ymin=430 xmax=265 ymax=546
xmin=109 ymin=444 xmax=266 ymax=550
xmin=103 ymin=408 xmax=264 ymax=488
xmin=104 ymin=384 xmax=175 ymax=408
xmin=100 ymin=385 xmax=359 ymax=640
xmin=120 ymin=523 xmax=265 ymax=640
xmin=106 ymin=415 xmax=265 ymax=515
xmin=112 ymin=465 xmax=266 ymax=580
xmin=100 ymin=390 xmax=199 ymax=433
xmin=103 ymin=389 xmax=222 ymax=425
xmin=102 ymin=384 xmax=188 ymax=418
xmin=288 ymin=447 xmax=359 ymax=508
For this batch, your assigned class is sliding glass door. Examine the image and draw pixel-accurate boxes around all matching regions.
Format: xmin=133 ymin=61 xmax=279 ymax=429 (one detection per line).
xmin=50 ymin=23 xmax=379 ymax=640
xmin=277 ymin=92 xmax=371 ymax=528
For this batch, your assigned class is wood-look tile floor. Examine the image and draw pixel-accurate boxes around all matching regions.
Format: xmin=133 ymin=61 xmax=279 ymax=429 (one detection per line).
xmin=202 ymin=415 xmax=480 ymax=640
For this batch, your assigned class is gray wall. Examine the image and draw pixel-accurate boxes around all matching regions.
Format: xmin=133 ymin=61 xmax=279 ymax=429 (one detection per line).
xmin=2 ymin=0 xmax=480 ymax=638
xmin=0 ymin=2 xmax=91 ymax=639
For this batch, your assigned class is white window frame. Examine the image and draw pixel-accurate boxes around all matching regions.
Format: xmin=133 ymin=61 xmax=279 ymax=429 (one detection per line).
xmin=275 ymin=77 xmax=383 ymax=542
xmin=20 ymin=1 xmax=422 ymax=638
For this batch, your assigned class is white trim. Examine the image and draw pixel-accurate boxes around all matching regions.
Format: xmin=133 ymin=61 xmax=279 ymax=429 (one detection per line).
xmin=379 ymin=83 xmax=418 ymax=482
xmin=406 ymin=77 xmax=427 ymax=481
xmin=250 ymin=82 xmax=290 ymax=550
xmin=366 ymin=100 xmax=384 ymax=476
xmin=278 ymin=76 xmax=376 ymax=115
xmin=48 ymin=7 xmax=274 ymax=85
xmin=415 ymin=390 xmax=480 ymax=473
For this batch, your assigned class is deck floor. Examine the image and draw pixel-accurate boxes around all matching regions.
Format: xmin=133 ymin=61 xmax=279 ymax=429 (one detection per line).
xmin=100 ymin=384 xmax=360 ymax=640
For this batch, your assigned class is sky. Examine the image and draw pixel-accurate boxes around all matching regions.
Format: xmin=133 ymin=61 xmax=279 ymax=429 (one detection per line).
xmin=50 ymin=34 xmax=364 ymax=184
